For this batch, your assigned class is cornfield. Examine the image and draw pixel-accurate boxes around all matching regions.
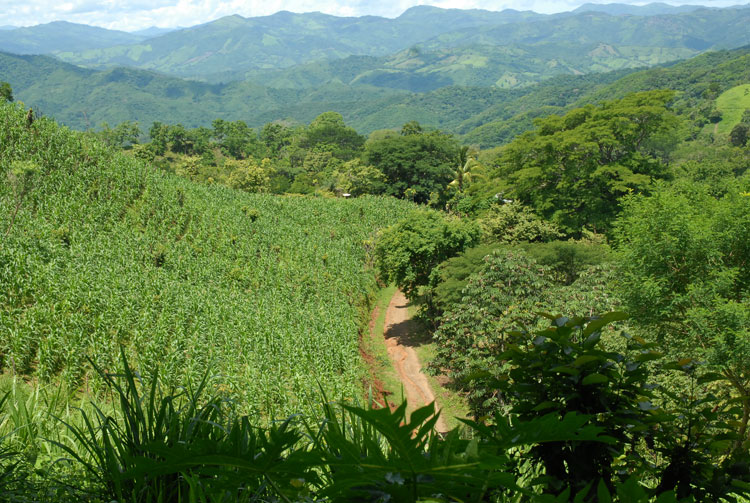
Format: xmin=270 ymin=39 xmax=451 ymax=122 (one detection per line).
xmin=0 ymin=102 xmax=414 ymax=420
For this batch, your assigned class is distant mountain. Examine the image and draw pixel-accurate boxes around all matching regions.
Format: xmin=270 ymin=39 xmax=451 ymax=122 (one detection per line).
xmin=0 ymin=48 xmax=622 ymax=136
xmin=0 ymin=25 xmax=15 ymax=31
xmin=0 ymin=46 xmax=646 ymax=144
xmin=462 ymin=46 xmax=750 ymax=146
xmin=7 ymin=46 xmax=750 ymax=148
xmin=51 ymin=7 xmax=544 ymax=78
xmin=421 ymin=6 xmax=750 ymax=52
xmin=50 ymin=5 xmax=750 ymax=84
xmin=0 ymin=21 xmax=145 ymax=54
xmin=231 ymin=42 xmax=695 ymax=92
xmin=571 ymin=2 xmax=707 ymax=16
xmin=131 ymin=26 xmax=181 ymax=38
xmin=0 ymin=51 xmax=406 ymax=131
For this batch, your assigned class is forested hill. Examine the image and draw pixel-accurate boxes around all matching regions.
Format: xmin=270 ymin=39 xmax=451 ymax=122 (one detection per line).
xmin=50 ymin=5 xmax=750 ymax=83
xmin=0 ymin=21 xmax=145 ymax=54
xmin=0 ymin=49 xmax=634 ymax=137
xmin=8 ymin=45 xmax=750 ymax=147
xmin=50 ymin=7 xmax=543 ymax=79
xmin=463 ymin=46 xmax=750 ymax=146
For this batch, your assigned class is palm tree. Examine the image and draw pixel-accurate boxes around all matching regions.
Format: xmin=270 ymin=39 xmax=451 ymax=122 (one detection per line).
xmin=448 ymin=146 xmax=477 ymax=192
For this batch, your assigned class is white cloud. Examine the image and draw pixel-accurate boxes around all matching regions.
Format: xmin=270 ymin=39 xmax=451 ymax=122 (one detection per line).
xmin=0 ymin=0 xmax=747 ymax=31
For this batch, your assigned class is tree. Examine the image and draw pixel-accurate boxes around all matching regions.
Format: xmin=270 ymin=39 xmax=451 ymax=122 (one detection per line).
xmin=332 ymin=160 xmax=386 ymax=196
xmin=260 ymin=122 xmax=293 ymax=157
xmin=479 ymin=201 xmax=561 ymax=244
xmin=365 ymin=123 xmax=459 ymax=205
xmin=447 ymin=145 xmax=477 ymax=193
xmin=496 ymin=90 xmax=678 ymax=233
xmin=225 ymin=159 xmax=270 ymax=193
xmin=400 ymin=120 xmax=423 ymax=136
xmin=213 ymin=119 xmax=262 ymax=159
xmin=0 ymin=81 xmax=12 ymax=103
xmin=99 ymin=121 xmax=141 ymax=148
xmin=730 ymin=123 xmax=749 ymax=147
xmin=614 ymin=181 xmax=750 ymax=444
xmin=299 ymin=112 xmax=365 ymax=161
xmin=375 ymin=210 xmax=480 ymax=301
xmin=149 ymin=122 xmax=169 ymax=155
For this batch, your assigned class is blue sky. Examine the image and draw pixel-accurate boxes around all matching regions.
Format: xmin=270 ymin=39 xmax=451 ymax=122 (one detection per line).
xmin=0 ymin=0 xmax=747 ymax=31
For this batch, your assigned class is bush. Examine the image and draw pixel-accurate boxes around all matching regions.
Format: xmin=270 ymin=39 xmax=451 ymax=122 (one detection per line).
xmin=479 ymin=201 xmax=561 ymax=244
xmin=375 ymin=210 xmax=480 ymax=301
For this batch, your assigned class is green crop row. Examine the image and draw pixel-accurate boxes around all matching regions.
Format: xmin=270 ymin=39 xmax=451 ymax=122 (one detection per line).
xmin=0 ymin=102 xmax=415 ymax=420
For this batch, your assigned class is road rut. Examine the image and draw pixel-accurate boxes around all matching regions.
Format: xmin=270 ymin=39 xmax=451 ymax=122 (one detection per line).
xmin=383 ymin=289 xmax=449 ymax=433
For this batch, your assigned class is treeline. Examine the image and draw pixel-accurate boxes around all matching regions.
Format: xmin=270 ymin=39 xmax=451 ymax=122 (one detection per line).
xmin=95 ymin=112 xmax=467 ymax=206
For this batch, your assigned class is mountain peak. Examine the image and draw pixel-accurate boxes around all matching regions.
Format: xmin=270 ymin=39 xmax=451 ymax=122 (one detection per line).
xmin=399 ymin=5 xmax=445 ymax=17
xmin=572 ymin=2 xmax=707 ymax=16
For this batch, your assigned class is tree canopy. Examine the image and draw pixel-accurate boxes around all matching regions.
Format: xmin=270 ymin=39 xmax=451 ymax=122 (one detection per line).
xmin=365 ymin=123 xmax=459 ymax=204
xmin=495 ymin=90 xmax=678 ymax=233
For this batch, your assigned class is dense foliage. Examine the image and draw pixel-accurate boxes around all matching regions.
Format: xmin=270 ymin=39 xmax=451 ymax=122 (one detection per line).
xmin=493 ymin=90 xmax=678 ymax=233
xmin=374 ymin=210 xmax=480 ymax=300
xmin=2 ymin=19 xmax=750 ymax=501
xmin=615 ymin=181 xmax=750 ymax=443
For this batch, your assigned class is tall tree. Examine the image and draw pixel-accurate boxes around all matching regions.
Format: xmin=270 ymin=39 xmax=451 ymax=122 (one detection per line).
xmin=495 ymin=90 xmax=678 ymax=233
xmin=365 ymin=123 xmax=459 ymax=205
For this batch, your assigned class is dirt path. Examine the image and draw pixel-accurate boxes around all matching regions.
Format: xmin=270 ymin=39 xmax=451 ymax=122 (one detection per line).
xmin=383 ymin=289 xmax=449 ymax=433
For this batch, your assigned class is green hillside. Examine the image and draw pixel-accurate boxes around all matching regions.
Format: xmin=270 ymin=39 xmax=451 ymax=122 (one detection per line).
xmin=52 ymin=7 xmax=542 ymax=79
xmin=715 ymin=84 xmax=750 ymax=134
xmin=0 ymin=50 xmax=636 ymax=138
xmin=5 ymin=46 xmax=750 ymax=148
xmin=0 ymin=101 xmax=415 ymax=419
xmin=0 ymin=51 xmax=411 ymax=131
xmin=571 ymin=2 xmax=705 ymax=15
xmin=0 ymin=21 xmax=145 ymax=54
xmin=465 ymin=47 xmax=750 ymax=146
xmin=51 ymin=6 xmax=750 ymax=83
xmin=421 ymin=7 xmax=750 ymax=52
xmin=580 ymin=47 xmax=750 ymax=103
xmin=236 ymin=43 xmax=694 ymax=92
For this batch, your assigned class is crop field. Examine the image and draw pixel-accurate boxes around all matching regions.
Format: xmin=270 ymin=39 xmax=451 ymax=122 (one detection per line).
xmin=0 ymin=102 xmax=414 ymax=419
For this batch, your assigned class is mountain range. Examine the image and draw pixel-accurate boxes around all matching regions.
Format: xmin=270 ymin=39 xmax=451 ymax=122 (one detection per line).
xmin=1 ymin=3 xmax=750 ymax=146
xmin=43 ymin=5 xmax=749 ymax=83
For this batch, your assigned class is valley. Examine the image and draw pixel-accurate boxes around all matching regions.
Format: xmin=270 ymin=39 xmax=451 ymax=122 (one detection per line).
xmin=1 ymin=2 xmax=750 ymax=501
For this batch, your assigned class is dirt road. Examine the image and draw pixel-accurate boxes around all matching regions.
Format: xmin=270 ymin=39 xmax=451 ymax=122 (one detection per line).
xmin=383 ymin=289 xmax=449 ymax=433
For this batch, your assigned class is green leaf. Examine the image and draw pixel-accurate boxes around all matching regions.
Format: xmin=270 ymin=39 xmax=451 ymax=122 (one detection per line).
xmin=583 ymin=332 xmax=601 ymax=349
xmin=697 ymin=372 xmax=726 ymax=384
xmin=582 ymin=373 xmax=608 ymax=386
xmin=572 ymin=355 xmax=602 ymax=367
xmin=532 ymin=401 xmax=558 ymax=412
xmin=582 ymin=312 xmax=628 ymax=337
xmin=550 ymin=366 xmax=580 ymax=376
xmin=634 ymin=351 xmax=663 ymax=362
xmin=597 ymin=479 xmax=612 ymax=503
xmin=654 ymin=490 xmax=678 ymax=503
xmin=616 ymin=476 xmax=649 ymax=502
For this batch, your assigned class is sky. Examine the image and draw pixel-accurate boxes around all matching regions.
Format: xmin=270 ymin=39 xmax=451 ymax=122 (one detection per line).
xmin=0 ymin=0 xmax=747 ymax=32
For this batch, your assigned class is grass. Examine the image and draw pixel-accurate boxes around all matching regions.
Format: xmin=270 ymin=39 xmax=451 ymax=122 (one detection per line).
xmin=361 ymin=285 xmax=405 ymax=406
xmin=715 ymin=84 xmax=750 ymax=135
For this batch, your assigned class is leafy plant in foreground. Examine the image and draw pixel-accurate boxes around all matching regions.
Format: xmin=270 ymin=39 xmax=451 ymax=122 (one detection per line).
xmin=50 ymin=351 xmax=615 ymax=502
xmin=476 ymin=313 xmax=750 ymax=501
